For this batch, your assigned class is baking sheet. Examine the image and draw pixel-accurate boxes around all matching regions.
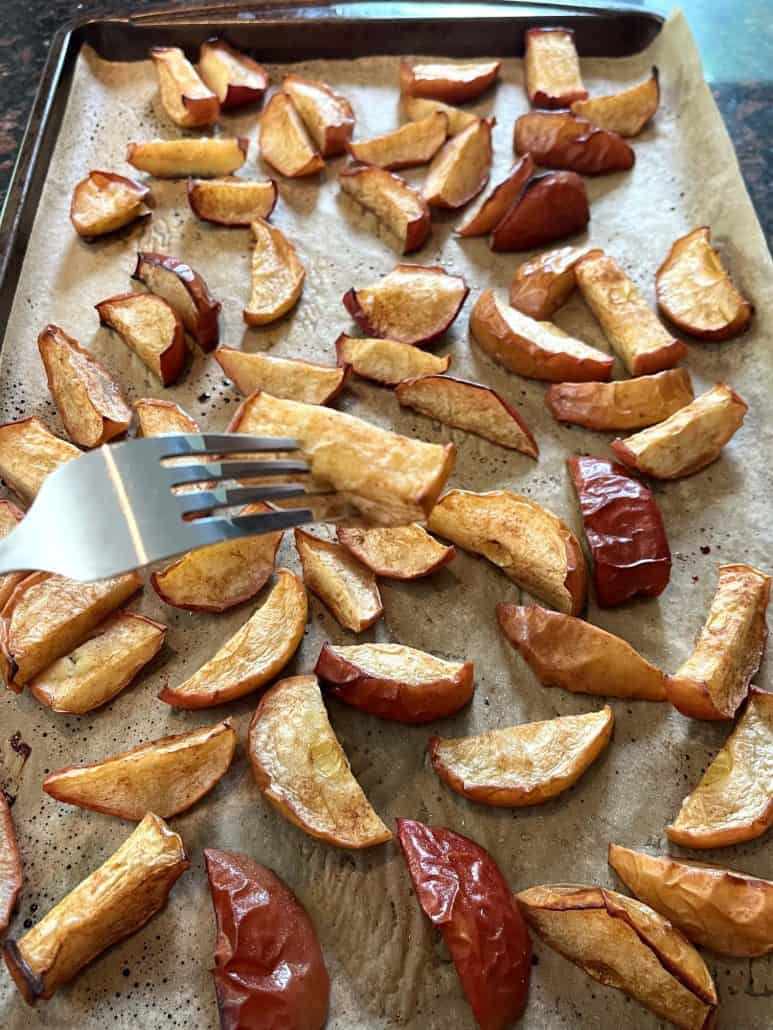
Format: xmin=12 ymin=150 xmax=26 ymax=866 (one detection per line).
xmin=1 ymin=9 xmax=771 ymax=1028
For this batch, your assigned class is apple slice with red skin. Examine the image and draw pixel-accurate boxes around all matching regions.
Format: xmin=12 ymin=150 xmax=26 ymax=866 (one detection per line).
xmin=244 ymin=218 xmax=305 ymax=326
xmin=456 ymin=154 xmax=534 ymax=237
xmin=490 ymin=171 xmax=590 ymax=252
xmin=546 ymin=369 xmax=694 ymax=431
xmin=216 ymin=346 xmax=348 ymax=404
xmin=198 ymin=37 xmax=268 ymax=109
xmin=347 ymin=112 xmax=447 ymax=169
xmin=423 ymin=118 xmax=494 ymax=210
xmin=339 ymin=165 xmax=431 ymax=254
xmin=295 ymin=528 xmax=383 ymax=633
xmin=509 ymin=244 xmax=593 ymax=320
xmin=133 ymin=252 xmax=221 ymax=351
xmin=0 ymin=417 xmax=79 ymax=505
xmin=525 ymin=27 xmax=587 ymax=109
xmin=572 ymin=67 xmax=660 ymax=137
xmin=0 ymin=796 xmax=22 ymax=935
xmin=151 ymin=46 xmax=219 ymax=128
xmin=127 ymin=138 xmax=248 ymax=178
xmin=335 ymin=334 xmax=450 ymax=384
xmin=514 ymin=111 xmax=634 ymax=175
xmin=0 ymin=502 xmax=27 ymax=610
xmin=336 ymin=522 xmax=455 ymax=579
xmin=187 ymin=176 xmax=277 ymax=226
xmin=284 ymin=74 xmax=355 ymax=157
xmin=259 ymin=93 xmax=324 ymax=177
xmin=397 ymin=819 xmax=531 ymax=1030
xmin=96 ymin=292 xmax=186 ymax=387
xmin=399 ymin=60 xmax=501 ymax=103
xmin=70 ymin=171 xmax=151 ymax=238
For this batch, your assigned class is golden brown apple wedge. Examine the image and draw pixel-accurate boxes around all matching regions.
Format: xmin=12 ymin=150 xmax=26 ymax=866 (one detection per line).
xmin=399 ymin=60 xmax=500 ymax=103
xmin=70 ymin=171 xmax=151 ymax=238
xmin=470 ymin=290 xmax=613 ymax=382
xmin=656 ymin=226 xmax=754 ymax=341
xmin=665 ymin=564 xmax=770 ymax=721
xmin=668 ymin=688 xmax=773 ymax=848
xmin=244 ymin=218 xmax=305 ymax=326
xmin=248 ymin=674 xmax=392 ymax=848
xmin=0 ymin=417 xmax=79 ymax=504
xmin=134 ymin=397 xmax=199 ymax=436
xmin=423 ymin=118 xmax=494 ymax=210
xmin=428 ymin=490 xmax=587 ymax=615
xmin=335 ymin=333 xmax=450 ymax=384
xmin=0 ymin=796 xmax=22 ymax=935
xmin=608 ymin=844 xmax=773 ymax=958
xmin=338 ymin=165 xmax=431 ymax=254
xmin=508 ymin=244 xmax=593 ymax=320
xmin=0 ymin=502 xmax=27 ymax=610
xmin=514 ymin=112 xmax=635 ymax=175
xmin=295 ymin=529 xmax=383 ymax=633
xmin=395 ymin=374 xmax=539 ymax=457
xmin=455 ymin=154 xmax=534 ymax=237
xmin=516 ymin=884 xmax=718 ymax=1030
xmin=283 ymin=74 xmax=354 ymax=156
xmin=497 ymin=604 xmax=666 ymax=700
xmin=228 ymin=390 xmax=455 ymax=524
xmin=2 ymin=812 xmax=187 ymax=1004
xmin=151 ymin=46 xmax=219 ymax=127
xmin=401 ymin=95 xmax=478 ymax=136
xmin=28 ymin=612 xmax=166 ymax=715
xmin=348 ymin=112 xmax=447 ymax=169
xmin=133 ymin=251 xmax=221 ymax=351
xmin=216 ymin=346 xmax=347 ymax=404
xmin=198 ymin=37 xmax=269 ymax=109
xmin=572 ymin=68 xmax=660 ymax=137
xmin=575 ymin=250 xmax=687 ymax=375
xmin=545 ymin=368 xmax=694 ymax=431
xmin=43 ymin=720 xmax=236 ymax=820
xmin=611 ymin=383 xmax=748 ymax=480
xmin=187 ymin=176 xmax=277 ymax=226
xmin=95 ymin=292 xmax=186 ymax=386
xmin=259 ymin=92 xmax=324 ymax=177
xmin=431 ymin=706 xmax=613 ymax=806
xmin=343 ymin=263 xmax=468 ymax=346
xmin=336 ymin=523 xmax=455 ymax=580
xmin=160 ymin=569 xmax=307 ymax=708
xmin=489 ymin=171 xmax=590 ymax=252
xmin=126 ymin=137 xmax=248 ymax=178
xmin=525 ymin=27 xmax=587 ymax=109
xmin=38 ymin=325 xmax=131 ymax=448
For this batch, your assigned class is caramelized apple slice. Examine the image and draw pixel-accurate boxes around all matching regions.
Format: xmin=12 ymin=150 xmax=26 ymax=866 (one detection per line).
xmin=0 ymin=796 xmax=22 ymax=934
xmin=248 ymin=674 xmax=392 ymax=848
xmin=423 ymin=118 xmax=493 ymax=210
xmin=244 ymin=218 xmax=305 ymax=326
xmin=133 ymin=251 xmax=221 ymax=351
xmin=70 ymin=171 xmax=151 ymax=238
xmin=572 ymin=68 xmax=660 ymax=137
xmin=509 ymin=244 xmax=593 ymax=319
xmin=656 ymin=226 xmax=754 ymax=341
xmin=396 ymin=374 xmax=539 ymax=457
xmin=514 ymin=112 xmax=634 ymax=175
xmin=216 ymin=346 xmax=347 ymax=404
xmin=127 ymin=137 xmax=248 ymax=178
xmin=151 ymin=46 xmax=219 ymax=127
xmin=428 ymin=490 xmax=587 ymax=615
xmin=335 ymin=333 xmax=449 ymax=384
xmin=198 ymin=37 xmax=268 ymax=109
xmin=546 ymin=369 xmax=694 ymax=431
xmin=611 ymin=384 xmax=748 ymax=480
xmin=336 ymin=522 xmax=455 ymax=579
xmin=339 ymin=165 xmax=430 ymax=254
xmin=96 ymin=292 xmax=186 ymax=386
xmin=343 ymin=263 xmax=468 ymax=346
xmin=187 ymin=176 xmax=277 ymax=226
xmin=490 ymin=171 xmax=590 ymax=252
xmin=455 ymin=154 xmax=533 ymax=237
xmin=348 ymin=112 xmax=447 ymax=169
xmin=134 ymin=397 xmax=198 ymax=436
xmin=295 ymin=529 xmax=382 ymax=633
xmin=0 ymin=417 xmax=79 ymax=504
xmin=401 ymin=95 xmax=478 ymax=136
xmin=431 ymin=706 xmax=613 ymax=806
xmin=525 ymin=27 xmax=587 ymax=109
xmin=0 ymin=502 xmax=27 ymax=609
xmin=399 ymin=60 xmax=500 ymax=103
xmin=283 ymin=74 xmax=354 ymax=156
xmin=259 ymin=93 xmax=324 ymax=177
xmin=470 ymin=290 xmax=613 ymax=382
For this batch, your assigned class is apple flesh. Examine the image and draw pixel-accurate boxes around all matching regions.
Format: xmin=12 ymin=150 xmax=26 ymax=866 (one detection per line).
xmin=96 ymin=292 xmax=186 ymax=386
xmin=244 ymin=218 xmax=305 ymax=326
xmin=336 ymin=522 xmax=455 ymax=580
xmin=399 ymin=60 xmax=501 ymax=103
xmin=338 ymin=165 xmax=431 ymax=254
xmin=0 ymin=502 xmax=27 ymax=610
xmin=295 ymin=528 xmax=383 ymax=633
xmin=0 ymin=417 xmax=79 ymax=504
xmin=151 ymin=46 xmax=219 ymax=127
xmin=545 ymin=368 xmax=694 ymax=431
xmin=489 ymin=171 xmax=590 ymax=251
xmin=134 ymin=397 xmax=198 ymax=436
xmin=572 ymin=67 xmax=660 ymax=137
xmin=0 ymin=797 xmax=22 ymax=935
xmin=187 ymin=176 xmax=277 ymax=226
xmin=423 ymin=118 xmax=494 ymax=210
xmin=283 ymin=73 xmax=355 ymax=156
xmin=259 ymin=92 xmax=324 ymax=177
xmin=133 ymin=251 xmax=221 ymax=351
xmin=509 ymin=243 xmax=593 ymax=319
xmin=514 ymin=111 xmax=634 ymax=174
xmin=216 ymin=346 xmax=348 ymax=404
xmin=525 ymin=27 xmax=587 ymax=109
xmin=70 ymin=171 xmax=151 ymax=238
xmin=198 ymin=37 xmax=268 ymax=109
xmin=348 ymin=111 xmax=447 ymax=169
xmin=126 ymin=137 xmax=248 ymax=178
xmin=335 ymin=333 xmax=450 ymax=384
xmin=455 ymin=154 xmax=534 ymax=237
xmin=401 ymin=95 xmax=478 ymax=135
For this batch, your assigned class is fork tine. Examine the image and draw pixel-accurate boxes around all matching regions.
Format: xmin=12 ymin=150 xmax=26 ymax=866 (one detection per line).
xmin=166 ymin=459 xmax=310 ymax=486
xmin=180 ymin=507 xmax=314 ymax=551
xmin=177 ymin=483 xmax=308 ymax=514
xmin=151 ymin=433 xmax=301 ymax=457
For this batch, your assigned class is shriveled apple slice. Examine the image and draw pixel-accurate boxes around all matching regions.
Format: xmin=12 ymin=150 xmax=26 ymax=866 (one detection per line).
xmin=248 ymin=674 xmax=392 ymax=848
xmin=575 ymin=250 xmax=687 ymax=375
xmin=396 ymin=374 xmax=539 ymax=458
xmin=216 ymin=346 xmax=347 ymax=404
xmin=70 ymin=171 xmax=151 ymax=238
xmin=611 ymin=384 xmax=748 ymax=480
xmin=401 ymin=95 xmax=478 ymax=136
xmin=608 ymin=844 xmax=773 ymax=958
xmin=133 ymin=251 xmax=221 ymax=351
xmin=3 ymin=813 xmax=188 ymax=1004
xmin=43 ymin=720 xmax=236 ymax=820
xmin=336 ymin=523 xmax=455 ymax=580
xmin=160 ymin=569 xmax=306 ymax=708
xmin=38 ymin=325 xmax=131 ymax=448
xmin=509 ymin=244 xmax=593 ymax=320
xmin=343 ymin=264 xmax=468 ymax=346
xmin=399 ymin=60 xmax=500 ymax=103
xmin=0 ymin=502 xmax=27 ymax=610
xmin=316 ymin=641 xmax=473 ymax=723
xmin=187 ymin=176 xmax=277 ymax=226
xmin=656 ymin=226 xmax=754 ymax=341
xmin=428 ymin=490 xmax=587 ymax=615
xmin=525 ymin=27 xmax=587 ymax=109
xmin=455 ymin=154 xmax=534 ymax=237
xmin=127 ymin=137 xmax=248 ymax=178
xmin=0 ymin=417 xmax=79 ymax=504
xmin=490 ymin=171 xmax=590 ymax=252
xmin=259 ymin=92 xmax=324 ymax=177
xmin=497 ymin=604 xmax=666 ymax=700
xmin=348 ymin=112 xmax=447 ymax=170
xmin=335 ymin=334 xmax=450 ymax=384
xmin=666 ymin=564 xmax=770 ymax=721
xmin=198 ymin=37 xmax=269 ymax=109
xmin=295 ymin=529 xmax=382 ymax=633
xmin=546 ymin=368 xmax=694 ymax=431
xmin=0 ymin=796 xmax=22 ymax=935
xmin=514 ymin=112 xmax=635 ymax=175
xmin=283 ymin=73 xmax=355 ymax=156
xmin=423 ymin=118 xmax=493 ymax=210
xmin=516 ymin=884 xmax=718 ymax=1030
xmin=470 ymin=290 xmax=613 ymax=382
xmin=28 ymin=612 xmax=166 ymax=714
xmin=134 ymin=398 xmax=198 ymax=436
xmin=339 ymin=165 xmax=430 ymax=254
xmin=96 ymin=292 xmax=186 ymax=386
xmin=244 ymin=218 xmax=305 ymax=326
xmin=151 ymin=46 xmax=219 ymax=127
xmin=572 ymin=67 xmax=660 ymax=137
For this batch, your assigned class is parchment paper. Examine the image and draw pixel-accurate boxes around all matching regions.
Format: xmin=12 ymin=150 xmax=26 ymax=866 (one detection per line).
xmin=1 ymin=10 xmax=771 ymax=1028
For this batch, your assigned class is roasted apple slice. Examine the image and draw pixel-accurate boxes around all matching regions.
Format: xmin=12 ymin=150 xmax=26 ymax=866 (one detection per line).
xmin=508 ymin=244 xmax=593 ymax=319
xmin=336 ymin=523 xmax=455 ymax=580
xmin=29 ymin=612 xmax=166 ymax=715
xmin=198 ymin=37 xmax=269 ymax=109
xmin=2 ymin=813 xmax=187 ymax=1004
xmin=344 ymin=264 xmax=468 ymax=346
xmin=339 ymin=165 xmax=430 ymax=254
xmin=489 ymin=171 xmax=590 ymax=252
xmin=428 ymin=490 xmax=587 ymax=615
xmin=348 ymin=112 xmax=447 ymax=169
xmin=133 ymin=251 xmax=221 ymax=351
xmin=656 ymin=226 xmax=754 ymax=341
xmin=205 ymin=850 xmax=330 ymax=1030
xmin=514 ymin=112 xmax=634 ymax=175
xmin=243 ymin=217 xmax=305 ymax=326
xmin=665 ymin=564 xmax=770 ymax=720
xmin=134 ymin=397 xmax=198 ymax=436
xmin=335 ymin=333 xmax=450 ymax=384
xmin=127 ymin=137 xmax=248 ymax=178
xmin=399 ymin=60 xmax=501 ymax=103
xmin=423 ymin=118 xmax=494 ymax=210
xmin=546 ymin=368 xmax=694 ymax=431
xmin=567 ymin=455 xmax=671 ymax=606
xmin=216 ymin=346 xmax=347 ymax=404
xmin=0 ymin=417 xmax=79 ymax=504
xmin=572 ymin=67 xmax=660 ymax=137
xmin=398 ymin=819 xmax=531 ymax=1028
xmin=611 ymin=383 xmax=748 ymax=480
xmin=516 ymin=884 xmax=717 ymax=1030
xmin=608 ymin=844 xmax=773 ymax=958
xmin=0 ymin=502 xmax=27 ymax=609
xmin=295 ymin=529 xmax=382 ymax=633
xmin=525 ymin=27 xmax=587 ymax=109
xmin=151 ymin=46 xmax=219 ymax=127
xmin=455 ymin=154 xmax=534 ymax=237
xmin=575 ymin=250 xmax=687 ymax=375
xmin=161 ymin=569 xmax=306 ymax=708
xmin=497 ymin=604 xmax=666 ymax=700
xmin=470 ymin=290 xmax=613 ymax=382
xmin=248 ymin=674 xmax=392 ymax=848
xmin=0 ymin=796 xmax=22 ymax=935
xmin=316 ymin=642 xmax=473 ymax=722
xmin=96 ymin=292 xmax=186 ymax=386
xmin=396 ymin=374 xmax=539 ymax=457
xmin=431 ymin=706 xmax=613 ymax=806
xmin=283 ymin=74 xmax=354 ymax=156
xmin=401 ymin=95 xmax=478 ymax=135
xmin=259 ymin=92 xmax=324 ymax=177
xmin=70 ymin=171 xmax=151 ymax=238
xmin=38 ymin=325 xmax=131 ymax=448
xmin=187 ymin=176 xmax=277 ymax=226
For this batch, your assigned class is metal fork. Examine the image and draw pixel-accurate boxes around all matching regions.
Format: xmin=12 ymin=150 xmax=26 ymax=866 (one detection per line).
xmin=0 ymin=434 xmax=326 ymax=581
